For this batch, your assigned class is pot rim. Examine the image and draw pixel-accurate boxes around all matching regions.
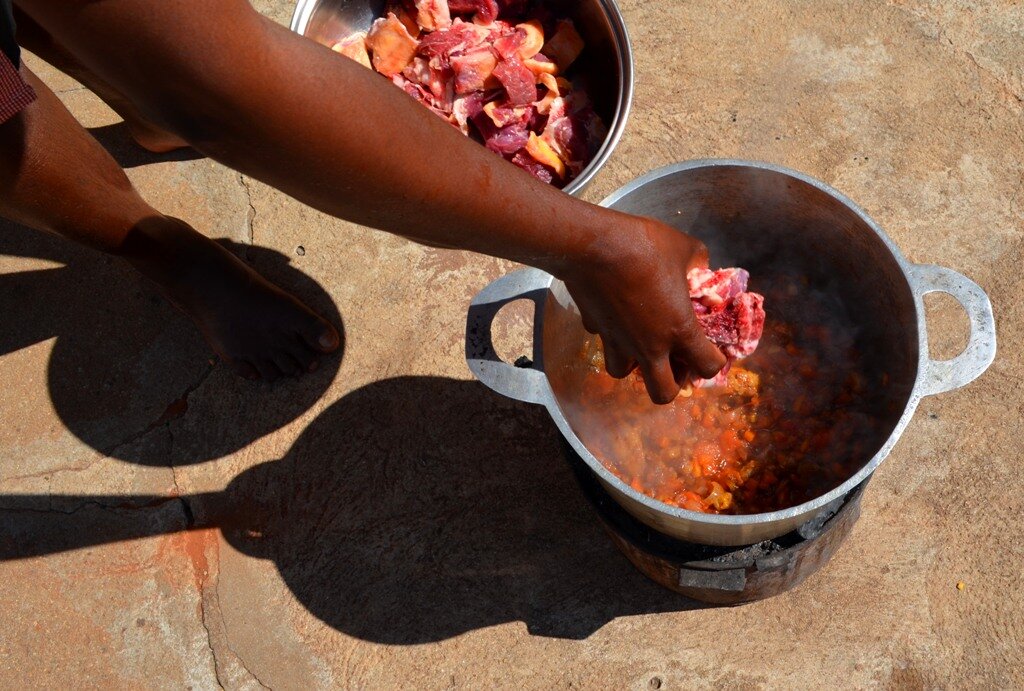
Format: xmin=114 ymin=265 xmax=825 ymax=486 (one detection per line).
xmin=551 ymin=158 xmax=927 ymax=527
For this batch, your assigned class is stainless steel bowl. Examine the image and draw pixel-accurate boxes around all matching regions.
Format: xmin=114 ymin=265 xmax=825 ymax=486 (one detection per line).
xmin=465 ymin=160 xmax=997 ymax=546
xmin=290 ymin=0 xmax=634 ymax=196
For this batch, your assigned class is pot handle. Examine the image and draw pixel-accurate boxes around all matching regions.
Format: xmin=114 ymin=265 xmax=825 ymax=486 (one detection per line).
xmin=466 ymin=267 xmax=553 ymax=406
xmin=910 ymin=263 xmax=997 ymax=397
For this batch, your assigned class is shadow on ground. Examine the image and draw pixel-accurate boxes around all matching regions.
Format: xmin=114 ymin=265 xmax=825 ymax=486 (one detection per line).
xmin=85 ymin=122 xmax=204 ymax=169
xmin=0 ymin=218 xmax=344 ymax=465
xmin=0 ymin=216 xmax=699 ymax=642
xmin=0 ymin=376 xmax=704 ymax=642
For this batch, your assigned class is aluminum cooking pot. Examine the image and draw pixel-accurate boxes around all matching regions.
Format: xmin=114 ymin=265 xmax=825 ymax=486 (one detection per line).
xmin=465 ymin=160 xmax=997 ymax=546
xmin=289 ymin=0 xmax=633 ymax=197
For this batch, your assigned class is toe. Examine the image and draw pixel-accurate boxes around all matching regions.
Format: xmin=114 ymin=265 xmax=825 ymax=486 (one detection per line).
xmin=272 ymin=351 xmax=303 ymax=378
xmin=255 ymin=359 xmax=282 ymax=382
xmin=299 ymin=316 xmax=340 ymax=354
xmin=288 ymin=340 xmax=319 ymax=373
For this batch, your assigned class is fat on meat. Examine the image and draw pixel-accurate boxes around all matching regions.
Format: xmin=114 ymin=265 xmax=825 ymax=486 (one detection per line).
xmin=687 ymin=267 xmax=766 ymax=386
xmin=332 ymin=33 xmax=372 ymax=69
xmin=414 ymin=0 xmax=452 ymax=31
xmin=366 ymin=13 xmax=419 ymax=76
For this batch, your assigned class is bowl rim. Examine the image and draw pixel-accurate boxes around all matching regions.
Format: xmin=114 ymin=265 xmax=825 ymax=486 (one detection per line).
xmin=288 ymin=0 xmax=635 ymax=198
xmin=562 ymin=0 xmax=634 ymax=197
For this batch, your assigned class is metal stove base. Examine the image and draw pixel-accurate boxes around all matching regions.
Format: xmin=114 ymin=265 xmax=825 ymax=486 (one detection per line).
xmin=563 ymin=440 xmax=867 ymax=605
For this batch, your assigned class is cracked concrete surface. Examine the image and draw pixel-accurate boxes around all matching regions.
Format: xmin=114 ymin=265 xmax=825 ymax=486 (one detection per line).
xmin=239 ymin=174 xmax=257 ymax=247
xmin=1 ymin=0 xmax=1022 ymax=688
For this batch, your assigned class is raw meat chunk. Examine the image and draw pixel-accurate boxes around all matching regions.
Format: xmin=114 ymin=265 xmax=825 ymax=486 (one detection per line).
xmin=391 ymin=75 xmax=450 ymax=120
xmin=515 ymin=20 xmax=545 ymax=59
xmin=414 ymin=0 xmax=452 ymax=31
xmin=451 ymin=47 xmax=498 ymax=93
xmin=541 ymin=19 xmax=584 ymax=71
xmin=730 ymin=292 xmax=767 ymax=358
xmin=452 ymin=91 xmax=487 ymax=133
xmin=687 ymin=267 xmax=766 ymax=384
xmin=384 ymin=0 xmax=422 ymax=36
xmin=366 ymin=13 xmax=419 ymax=76
xmin=419 ymin=57 xmax=456 ymax=106
xmin=525 ymin=132 xmax=565 ymax=177
xmin=487 ymin=124 xmax=530 ymax=154
xmin=524 ymin=52 xmax=558 ymax=78
xmin=493 ymin=56 xmax=537 ymax=105
xmin=332 ymin=33 xmax=372 ymax=69
xmin=471 ymin=108 xmax=529 ymax=153
xmin=688 ymin=267 xmax=750 ymax=307
xmin=482 ymin=100 xmax=532 ymax=128
xmin=417 ymin=20 xmax=486 ymax=63
xmin=511 ymin=150 xmax=555 ymax=184
xmin=493 ymin=27 xmax=526 ymax=59
xmin=448 ymin=0 xmax=499 ymax=23
xmin=541 ymin=102 xmax=601 ymax=177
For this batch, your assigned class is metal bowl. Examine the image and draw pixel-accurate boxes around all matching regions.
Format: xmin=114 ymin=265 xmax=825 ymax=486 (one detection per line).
xmin=290 ymin=0 xmax=634 ymax=196
xmin=466 ymin=160 xmax=997 ymax=546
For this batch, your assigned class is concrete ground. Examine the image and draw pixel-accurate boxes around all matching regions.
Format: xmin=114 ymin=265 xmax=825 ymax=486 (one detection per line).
xmin=1 ymin=0 xmax=1022 ymax=688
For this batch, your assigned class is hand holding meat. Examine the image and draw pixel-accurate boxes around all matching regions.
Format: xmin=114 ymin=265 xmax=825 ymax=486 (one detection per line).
xmin=561 ymin=216 xmax=729 ymax=404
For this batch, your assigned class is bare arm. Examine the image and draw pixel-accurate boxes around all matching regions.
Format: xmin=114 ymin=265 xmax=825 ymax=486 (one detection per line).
xmin=21 ymin=0 xmax=726 ymax=401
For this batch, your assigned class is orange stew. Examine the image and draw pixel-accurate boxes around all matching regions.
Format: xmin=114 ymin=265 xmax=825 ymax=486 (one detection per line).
xmin=564 ymin=274 xmax=888 ymax=515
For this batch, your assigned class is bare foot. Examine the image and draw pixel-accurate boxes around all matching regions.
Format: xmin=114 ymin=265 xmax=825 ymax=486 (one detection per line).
xmin=121 ymin=216 xmax=340 ymax=380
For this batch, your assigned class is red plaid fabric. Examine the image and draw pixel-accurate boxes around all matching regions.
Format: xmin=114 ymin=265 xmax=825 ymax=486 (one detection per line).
xmin=0 ymin=51 xmax=35 ymax=125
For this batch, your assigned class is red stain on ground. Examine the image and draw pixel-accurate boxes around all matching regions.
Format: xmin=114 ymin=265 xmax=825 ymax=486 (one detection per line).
xmin=156 ymin=528 xmax=219 ymax=592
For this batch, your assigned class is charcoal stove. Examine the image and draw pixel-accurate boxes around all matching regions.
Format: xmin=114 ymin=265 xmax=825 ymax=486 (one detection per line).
xmin=562 ymin=439 xmax=867 ymax=605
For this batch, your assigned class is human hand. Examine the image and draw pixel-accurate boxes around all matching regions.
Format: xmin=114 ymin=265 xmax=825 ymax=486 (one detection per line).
xmin=560 ymin=215 xmax=727 ymax=404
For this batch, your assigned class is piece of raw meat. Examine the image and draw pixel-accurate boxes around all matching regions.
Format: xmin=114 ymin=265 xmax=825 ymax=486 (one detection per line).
xmin=541 ymin=19 xmax=584 ymax=71
xmin=447 ymin=0 xmax=499 ymax=23
xmin=366 ymin=13 xmax=419 ymax=76
xmin=492 ymin=56 xmax=537 ymax=105
xmin=688 ymin=267 xmax=749 ymax=306
xmin=687 ymin=267 xmax=766 ymax=386
xmin=511 ymin=150 xmax=555 ymax=184
xmin=451 ymin=47 xmax=499 ymax=93
xmin=482 ymin=100 xmax=532 ymax=128
xmin=414 ymin=0 xmax=452 ymax=31
xmin=385 ymin=0 xmax=422 ymax=36
xmin=541 ymin=100 xmax=602 ymax=177
xmin=391 ymin=75 xmax=451 ymax=120
xmin=525 ymin=132 xmax=565 ymax=177
xmin=451 ymin=91 xmax=487 ymax=133
xmin=493 ymin=27 xmax=526 ymax=59
xmin=417 ymin=20 xmax=486 ymax=64
xmin=523 ymin=52 xmax=557 ymax=78
xmin=471 ymin=108 xmax=529 ymax=154
xmin=332 ymin=33 xmax=372 ymax=69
